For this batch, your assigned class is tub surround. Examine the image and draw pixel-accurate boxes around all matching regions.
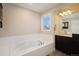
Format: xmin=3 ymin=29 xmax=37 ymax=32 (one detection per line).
xmin=0 ymin=33 xmax=55 ymax=56
xmin=23 ymin=41 xmax=54 ymax=56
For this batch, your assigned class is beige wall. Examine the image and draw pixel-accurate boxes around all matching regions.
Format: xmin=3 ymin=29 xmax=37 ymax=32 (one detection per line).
xmin=0 ymin=4 xmax=41 ymax=37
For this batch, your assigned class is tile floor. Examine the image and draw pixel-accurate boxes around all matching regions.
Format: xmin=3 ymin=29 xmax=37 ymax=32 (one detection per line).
xmin=49 ymin=50 xmax=67 ymax=56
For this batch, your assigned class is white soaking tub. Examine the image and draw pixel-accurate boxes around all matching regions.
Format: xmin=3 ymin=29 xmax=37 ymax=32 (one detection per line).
xmin=0 ymin=33 xmax=55 ymax=56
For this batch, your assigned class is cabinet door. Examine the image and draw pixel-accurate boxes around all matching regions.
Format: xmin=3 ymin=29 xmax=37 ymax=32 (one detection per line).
xmin=70 ymin=40 xmax=79 ymax=55
xmin=59 ymin=37 xmax=71 ymax=54
xmin=71 ymin=34 xmax=79 ymax=54
xmin=55 ymin=35 xmax=72 ymax=54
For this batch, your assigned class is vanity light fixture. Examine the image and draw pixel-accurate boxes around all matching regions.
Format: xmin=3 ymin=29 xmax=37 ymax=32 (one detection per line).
xmin=59 ymin=10 xmax=72 ymax=17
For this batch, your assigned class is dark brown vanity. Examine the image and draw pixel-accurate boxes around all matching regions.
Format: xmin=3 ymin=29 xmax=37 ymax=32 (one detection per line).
xmin=55 ymin=34 xmax=79 ymax=55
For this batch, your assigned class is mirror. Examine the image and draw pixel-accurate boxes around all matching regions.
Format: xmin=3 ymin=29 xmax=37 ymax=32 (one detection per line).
xmin=62 ymin=12 xmax=79 ymax=34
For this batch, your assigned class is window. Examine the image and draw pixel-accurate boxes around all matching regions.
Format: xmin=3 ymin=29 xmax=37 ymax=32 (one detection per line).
xmin=41 ymin=14 xmax=51 ymax=31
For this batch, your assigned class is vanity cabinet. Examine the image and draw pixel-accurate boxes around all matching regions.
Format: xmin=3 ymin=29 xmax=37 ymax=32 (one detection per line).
xmin=55 ymin=34 xmax=79 ymax=55
xmin=71 ymin=34 xmax=79 ymax=54
xmin=55 ymin=35 xmax=72 ymax=54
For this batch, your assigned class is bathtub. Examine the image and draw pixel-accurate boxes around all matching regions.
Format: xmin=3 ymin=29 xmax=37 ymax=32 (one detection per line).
xmin=0 ymin=33 xmax=55 ymax=56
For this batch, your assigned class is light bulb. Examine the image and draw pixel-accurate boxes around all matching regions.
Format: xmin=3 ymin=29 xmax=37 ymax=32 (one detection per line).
xmin=67 ymin=10 xmax=72 ymax=14
xmin=63 ymin=12 xmax=67 ymax=15
xmin=59 ymin=13 xmax=64 ymax=16
xmin=68 ymin=12 xmax=72 ymax=14
xmin=64 ymin=12 xmax=68 ymax=15
xmin=67 ymin=10 xmax=71 ymax=13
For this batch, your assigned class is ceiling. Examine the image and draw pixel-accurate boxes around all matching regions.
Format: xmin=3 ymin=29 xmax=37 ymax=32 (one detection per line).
xmin=13 ymin=3 xmax=63 ymax=13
